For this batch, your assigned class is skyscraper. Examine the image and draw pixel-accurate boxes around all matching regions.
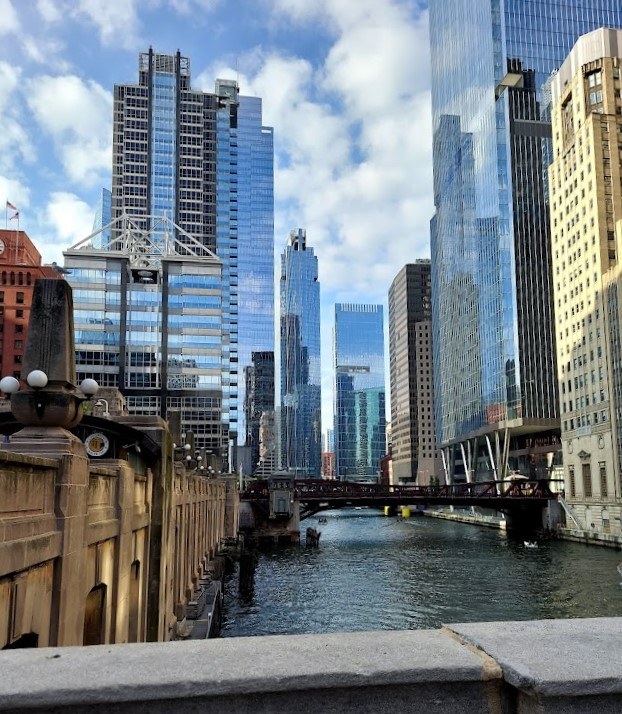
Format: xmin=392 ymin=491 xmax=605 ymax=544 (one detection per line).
xmin=549 ymin=28 xmax=622 ymax=535
xmin=388 ymin=261 xmax=440 ymax=484
xmin=333 ymin=304 xmax=385 ymax=481
xmin=279 ymin=229 xmax=321 ymax=476
xmin=429 ymin=1 xmax=622 ymax=483
xmin=109 ymin=50 xmax=274 ymax=464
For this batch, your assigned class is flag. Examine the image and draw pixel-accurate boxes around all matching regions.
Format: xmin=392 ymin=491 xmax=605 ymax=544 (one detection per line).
xmin=9 ymin=211 xmax=19 ymax=221
xmin=6 ymin=201 xmax=16 ymax=211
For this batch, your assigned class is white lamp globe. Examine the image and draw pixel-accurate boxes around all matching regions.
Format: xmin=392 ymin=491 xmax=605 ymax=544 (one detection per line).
xmin=186 ymin=454 xmax=192 ymax=462
xmin=0 ymin=376 xmax=20 ymax=394
xmin=184 ymin=443 xmax=191 ymax=451
xmin=26 ymin=370 xmax=48 ymax=389
xmin=80 ymin=378 xmax=99 ymax=396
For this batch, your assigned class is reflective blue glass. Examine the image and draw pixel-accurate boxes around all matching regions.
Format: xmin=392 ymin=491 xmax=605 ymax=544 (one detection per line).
xmin=150 ymin=71 xmax=176 ymax=243
xmin=279 ymin=230 xmax=321 ymax=476
xmin=333 ymin=304 xmax=386 ymax=481
xmin=430 ymin=0 xmax=622 ymax=447
xmin=216 ymin=87 xmax=274 ymax=453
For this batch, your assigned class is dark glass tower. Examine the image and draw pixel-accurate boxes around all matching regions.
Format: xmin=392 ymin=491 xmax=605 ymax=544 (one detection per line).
xmin=244 ymin=351 xmax=275 ymax=475
xmin=279 ymin=229 xmax=321 ymax=476
xmin=429 ymin=1 xmax=622 ymax=482
xmin=333 ymin=304 xmax=385 ymax=482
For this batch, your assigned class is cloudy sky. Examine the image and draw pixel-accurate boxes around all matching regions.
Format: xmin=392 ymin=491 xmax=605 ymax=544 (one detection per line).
xmin=0 ymin=0 xmax=433 ymax=429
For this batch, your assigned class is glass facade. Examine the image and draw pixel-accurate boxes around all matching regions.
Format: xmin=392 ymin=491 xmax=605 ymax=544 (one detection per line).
xmin=430 ymin=0 xmax=622 ymax=454
xmin=216 ymin=80 xmax=275 ymax=457
xmin=91 ymin=188 xmax=111 ymax=249
xmin=279 ymin=229 xmax=322 ymax=477
xmin=65 ymin=246 xmax=224 ymax=454
xmin=333 ymin=304 xmax=386 ymax=481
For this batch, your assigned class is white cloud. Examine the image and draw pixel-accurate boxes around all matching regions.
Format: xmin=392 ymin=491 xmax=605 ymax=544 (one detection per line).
xmin=0 ymin=176 xmax=30 ymax=213
xmin=36 ymin=0 xmax=61 ymax=23
xmin=0 ymin=62 xmax=35 ymax=172
xmin=0 ymin=0 xmax=19 ymax=36
xmin=74 ymin=0 xmax=141 ymax=49
xmin=40 ymin=191 xmax=94 ymax=262
xmin=21 ymin=36 xmax=70 ymax=72
xmin=166 ymin=0 xmax=221 ymax=14
xmin=26 ymin=74 xmax=112 ymax=186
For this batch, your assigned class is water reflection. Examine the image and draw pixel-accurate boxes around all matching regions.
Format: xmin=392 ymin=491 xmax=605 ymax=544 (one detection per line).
xmin=222 ymin=509 xmax=622 ymax=637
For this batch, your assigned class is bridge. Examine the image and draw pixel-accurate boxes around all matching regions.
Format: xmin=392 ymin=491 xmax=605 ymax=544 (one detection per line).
xmin=241 ymin=478 xmax=561 ymax=527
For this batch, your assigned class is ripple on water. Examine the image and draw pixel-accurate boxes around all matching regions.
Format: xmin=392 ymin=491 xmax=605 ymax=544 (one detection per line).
xmin=221 ymin=509 xmax=622 ymax=637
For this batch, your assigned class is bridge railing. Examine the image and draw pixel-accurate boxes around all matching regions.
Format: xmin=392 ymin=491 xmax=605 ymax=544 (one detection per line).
xmin=241 ymin=478 xmax=561 ymax=501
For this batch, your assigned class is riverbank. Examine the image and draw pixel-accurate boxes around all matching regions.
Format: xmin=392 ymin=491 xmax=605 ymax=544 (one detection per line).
xmin=422 ymin=508 xmax=622 ymax=550
xmin=422 ymin=507 xmax=507 ymax=530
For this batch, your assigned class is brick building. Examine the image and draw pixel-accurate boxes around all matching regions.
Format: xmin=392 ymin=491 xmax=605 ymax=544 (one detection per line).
xmin=0 ymin=229 xmax=59 ymax=380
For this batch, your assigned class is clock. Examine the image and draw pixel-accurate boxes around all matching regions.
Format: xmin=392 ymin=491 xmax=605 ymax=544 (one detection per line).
xmin=0 ymin=239 xmax=5 ymax=255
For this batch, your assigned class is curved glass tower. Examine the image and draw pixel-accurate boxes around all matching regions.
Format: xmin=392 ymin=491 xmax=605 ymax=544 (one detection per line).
xmin=430 ymin=0 xmax=622 ymax=481
xmin=279 ymin=229 xmax=321 ymax=476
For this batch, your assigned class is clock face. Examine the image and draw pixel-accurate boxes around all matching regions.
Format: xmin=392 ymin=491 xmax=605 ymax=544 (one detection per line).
xmin=0 ymin=239 xmax=5 ymax=255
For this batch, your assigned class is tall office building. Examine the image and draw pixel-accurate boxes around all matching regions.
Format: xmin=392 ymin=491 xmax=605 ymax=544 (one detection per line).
xmin=429 ymin=1 xmax=622 ymax=483
xmin=65 ymin=218 xmax=225 ymax=457
xmin=279 ymin=229 xmax=321 ymax=476
xmin=549 ymin=28 xmax=622 ymax=535
xmin=333 ymin=304 xmax=386 ymax=481
xmin=110 ymin=50 xmax=274 ymax=464
xmin=388 ymin=261 xmax=440 ymax=485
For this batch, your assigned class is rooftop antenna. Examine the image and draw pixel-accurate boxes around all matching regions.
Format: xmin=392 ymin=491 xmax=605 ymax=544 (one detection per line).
xmin=236 ymin=55 xmax=240 ymax=87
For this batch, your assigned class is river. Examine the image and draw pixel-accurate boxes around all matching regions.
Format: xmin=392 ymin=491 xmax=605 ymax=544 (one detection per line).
xmin=221 ymin=509 xmax=622 ymax=637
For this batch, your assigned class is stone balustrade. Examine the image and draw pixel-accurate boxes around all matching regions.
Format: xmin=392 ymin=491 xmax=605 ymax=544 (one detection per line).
xmin=0 ymin=617 xmax=620 ymax=712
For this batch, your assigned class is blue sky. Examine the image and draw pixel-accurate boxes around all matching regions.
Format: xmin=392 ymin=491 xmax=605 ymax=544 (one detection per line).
xmin=0 ymin=0 xmax=433 ymax=430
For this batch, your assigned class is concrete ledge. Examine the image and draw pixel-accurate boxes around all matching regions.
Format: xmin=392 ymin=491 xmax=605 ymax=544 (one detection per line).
xmin=449 ymin=617 xmax=622 ymax=713
xmin=0 ymin=630 xmax=500 ymax=713
xmin=1 ymin=619 xmax=621 ymax=713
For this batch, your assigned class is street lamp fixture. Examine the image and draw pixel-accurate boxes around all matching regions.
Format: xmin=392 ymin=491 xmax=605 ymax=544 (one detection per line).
xmin=0 ymin=376 xmax=20 ymax=395
xmin=26 ymin=370 xmax=48 ymax=389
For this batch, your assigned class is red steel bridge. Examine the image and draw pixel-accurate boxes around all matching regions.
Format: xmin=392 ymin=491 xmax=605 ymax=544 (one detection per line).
xmin=241 ymin=478 xmax=560 ymax=521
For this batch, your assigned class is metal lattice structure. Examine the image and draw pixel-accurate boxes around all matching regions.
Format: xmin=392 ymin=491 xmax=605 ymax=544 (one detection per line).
xmin=66 ymin=214 xmax=220 ymax=270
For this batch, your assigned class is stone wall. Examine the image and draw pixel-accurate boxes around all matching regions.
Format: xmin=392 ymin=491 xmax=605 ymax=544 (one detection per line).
xmin=0 ymin=617 xmax=620 ymax=712
xmin=0 ymin=426 xmax=238 ymax=648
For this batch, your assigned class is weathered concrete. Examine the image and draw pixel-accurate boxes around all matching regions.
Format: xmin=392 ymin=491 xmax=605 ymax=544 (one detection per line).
xmin=1 ymin=618 xmax=621 ymax=712
xmin=0 ymin=629 xmax=502 ymax=713
xmin=449 ymin=618 xmax=622 ymax=713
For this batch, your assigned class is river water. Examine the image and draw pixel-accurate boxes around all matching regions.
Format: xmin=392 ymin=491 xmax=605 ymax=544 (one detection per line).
xmin=221 ymin=509 xmax=622 ymax=637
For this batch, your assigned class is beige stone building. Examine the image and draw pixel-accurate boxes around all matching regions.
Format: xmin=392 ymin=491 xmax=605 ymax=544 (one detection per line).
xmin=549 ymin=28 xmax=622 ymax=534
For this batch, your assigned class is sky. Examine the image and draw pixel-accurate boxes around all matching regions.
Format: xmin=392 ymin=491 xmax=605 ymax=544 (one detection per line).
xmin=0 ymin=0 xmax=433 ymax=431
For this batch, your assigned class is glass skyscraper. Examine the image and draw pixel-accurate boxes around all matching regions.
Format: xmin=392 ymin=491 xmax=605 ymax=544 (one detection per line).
xmin=279 ymin=229 xmax=321 ymax=476
xmin=215 ymin=80 xmax=274 ymax=463
xmin=429 ymin=1 xmax=622 ymax=482
xmin=333 ymin=304 xmax=386 ymax=481
xmin=110 ymin=51 xmax=274 ymax=467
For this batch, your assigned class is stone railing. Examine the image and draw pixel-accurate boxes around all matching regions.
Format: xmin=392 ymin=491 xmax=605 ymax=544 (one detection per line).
xmin=1 ymin=617 xmax=620 ymax=712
